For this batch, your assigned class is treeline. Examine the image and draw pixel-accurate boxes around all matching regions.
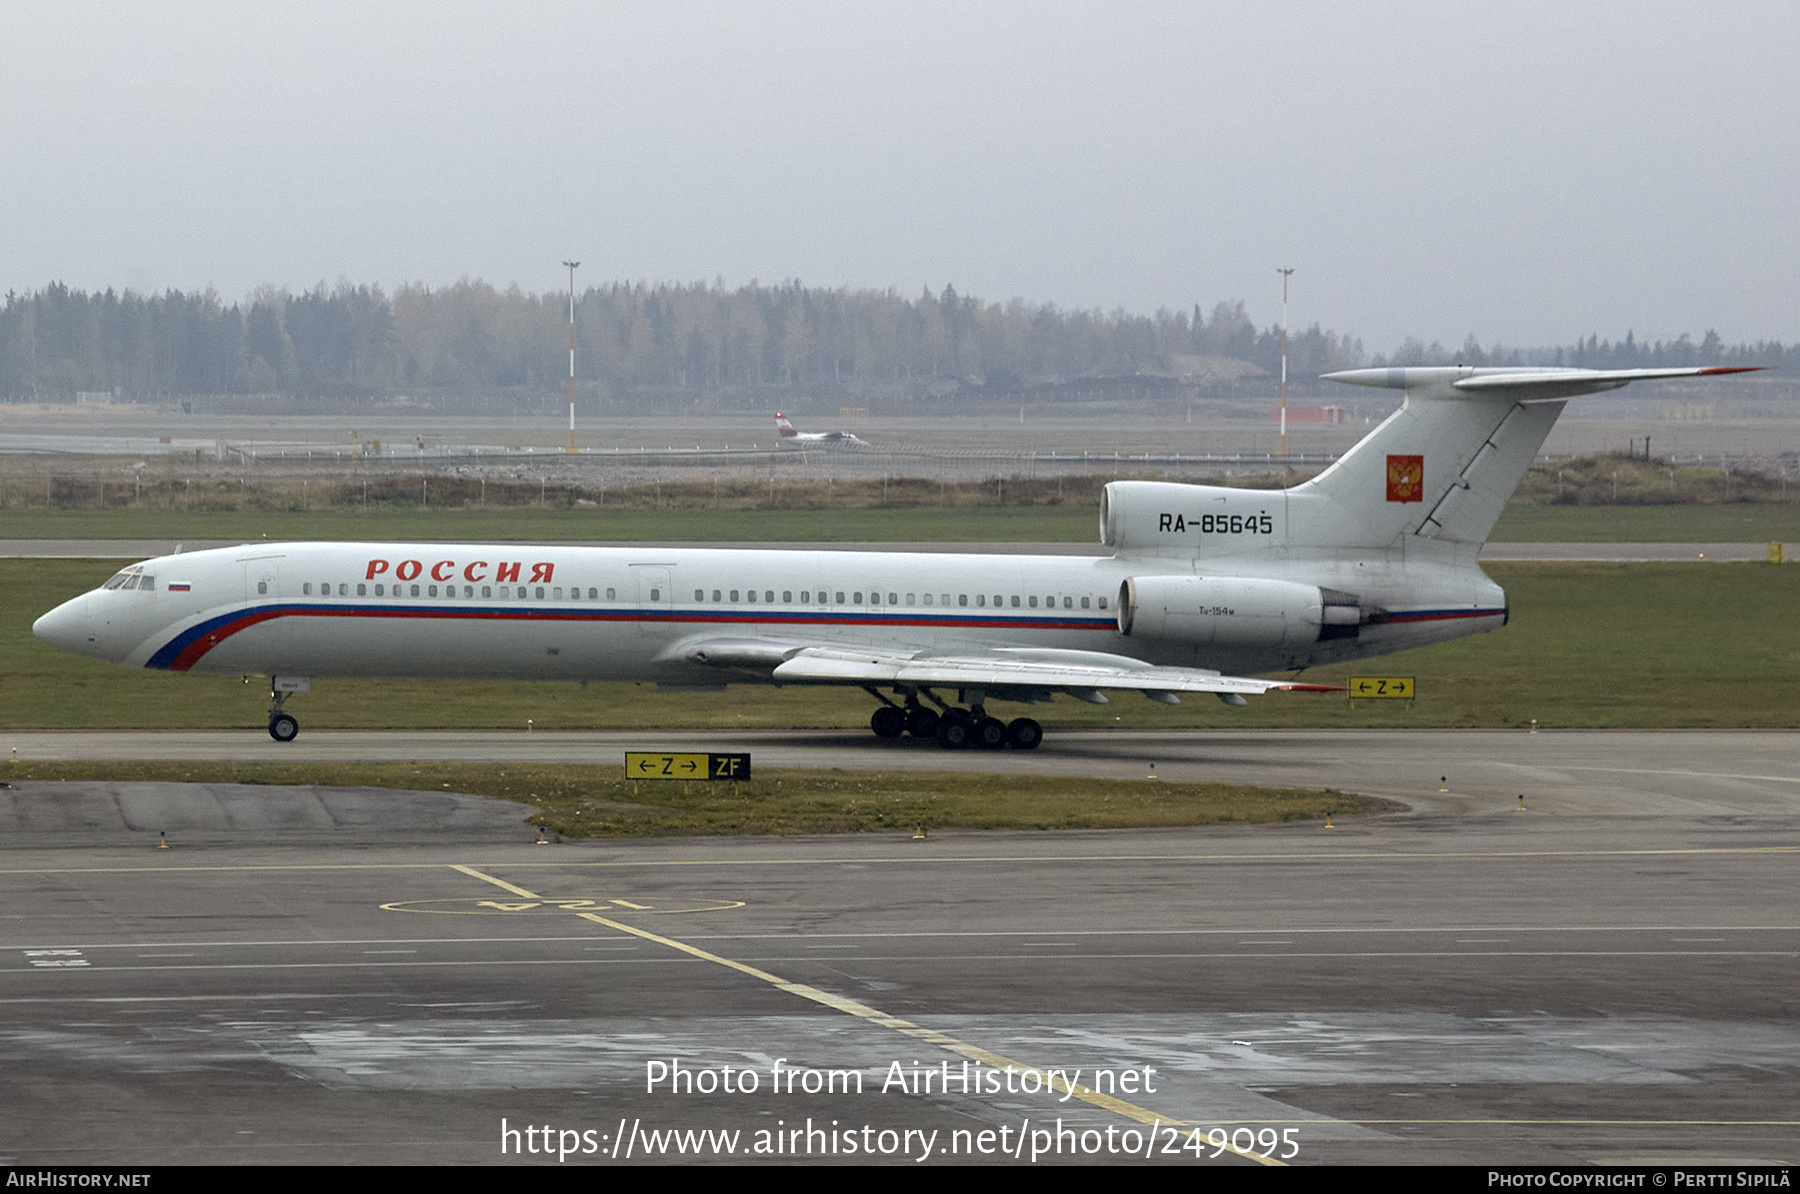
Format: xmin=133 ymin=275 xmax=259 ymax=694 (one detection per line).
xmin=0 ymin=280 xmax=1360 ymax=404
xmin=4 ymin=278 xmax=1791 ymax=408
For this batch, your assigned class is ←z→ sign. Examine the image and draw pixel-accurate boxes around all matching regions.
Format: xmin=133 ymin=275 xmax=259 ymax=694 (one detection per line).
xmin=1348 ymin=676 xmax=1414 ymax=699
xmin=625 ymin=753 xmax=752 ymax=781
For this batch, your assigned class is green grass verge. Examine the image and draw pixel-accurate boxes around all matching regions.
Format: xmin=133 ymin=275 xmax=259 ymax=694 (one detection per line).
xmin=0 ymin=760 xmax=1386 ymax=836
xmin=5 ymin=455 xmax=1795 ymax=542
xmin=2 ymin=502 xmax=1797 ymax=544
xmin=1489 ymin=504 xmax=1800 ymax=543
xmin=8 ymin=558 xmax=1798 ymax=731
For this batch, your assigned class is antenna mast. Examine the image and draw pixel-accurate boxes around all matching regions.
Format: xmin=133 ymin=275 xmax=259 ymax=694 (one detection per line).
xmin=1278 ymin=267 xmax=1294 ymax=458
xmin=563 ymin=260 xmax=580 ymax=454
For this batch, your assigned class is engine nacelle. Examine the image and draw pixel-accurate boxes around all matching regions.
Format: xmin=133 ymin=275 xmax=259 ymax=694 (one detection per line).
xmin=1101 ymin=480 xmax=1281 ymax=555
xmin=1117 ymin=575 xmax=1360 ymax=647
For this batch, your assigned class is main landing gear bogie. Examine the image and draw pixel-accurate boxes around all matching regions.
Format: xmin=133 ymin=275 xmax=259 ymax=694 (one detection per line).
xmin=868 ymin=692 xmax=1041 ymax=751
xmin=870 ymin=705 xmax=906 ymax=739
xmin=904 ymin=706 xmax=940 ymax=738
xmin=932 ymin=712 xmax=1039 ymax=751
xmin=935 ymin=716 xmax=970 ymax=749
xmin=1005 ymin=717 xmax=1043 ymax=750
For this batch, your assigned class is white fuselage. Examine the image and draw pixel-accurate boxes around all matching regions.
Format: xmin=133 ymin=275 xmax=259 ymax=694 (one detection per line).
xmin=36 ymin=539 xmax=1504 ymax=688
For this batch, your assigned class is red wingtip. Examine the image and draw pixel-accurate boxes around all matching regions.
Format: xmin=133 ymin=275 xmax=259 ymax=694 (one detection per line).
xmin=1277 ymin=683 xmax=1344 ymax=693
xmin=1698 ymin=366 xmax=1767 ymax=375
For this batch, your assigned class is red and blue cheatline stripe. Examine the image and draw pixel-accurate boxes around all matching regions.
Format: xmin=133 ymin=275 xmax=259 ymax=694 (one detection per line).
xmin=144 ymin=602 xmax=1117 ymax=671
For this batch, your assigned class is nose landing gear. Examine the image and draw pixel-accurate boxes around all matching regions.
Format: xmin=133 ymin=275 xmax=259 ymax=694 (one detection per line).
xmin=266 ymin=679 xmax=302 ymax=742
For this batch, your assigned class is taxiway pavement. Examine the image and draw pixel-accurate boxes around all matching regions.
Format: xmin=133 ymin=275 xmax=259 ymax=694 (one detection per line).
xmin=8 ymin=727 xmax=1798 ymax=819
xmin=1 ymin=729 xmax=1795 ymax=1166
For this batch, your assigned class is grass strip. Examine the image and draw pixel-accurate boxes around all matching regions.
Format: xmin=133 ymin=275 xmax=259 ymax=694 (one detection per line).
xmin=4 ymin=502 xmax=1800 ymax=545
xmin=2 ymin=501 xmax=1797 ymax=545
xmin=0 ymin=760 xmax=1390 ymax=838
xmin=4 ymin=453 xmax=1799 ymax=543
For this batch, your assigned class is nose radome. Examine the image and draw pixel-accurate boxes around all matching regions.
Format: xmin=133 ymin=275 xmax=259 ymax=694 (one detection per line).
xmin=33 ymin=593 xmax=93 ymax=655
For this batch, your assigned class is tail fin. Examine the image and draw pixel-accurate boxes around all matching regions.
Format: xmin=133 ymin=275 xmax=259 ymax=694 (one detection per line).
xmin=774 ymin=412 xmax=797 ymax=438
xmin=1292 ymin=365 xmax=1761 ymax=549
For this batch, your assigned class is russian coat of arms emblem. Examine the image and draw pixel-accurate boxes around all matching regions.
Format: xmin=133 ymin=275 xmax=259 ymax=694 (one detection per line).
xmin=1386 ymin=454 xmax=1423 ymax=503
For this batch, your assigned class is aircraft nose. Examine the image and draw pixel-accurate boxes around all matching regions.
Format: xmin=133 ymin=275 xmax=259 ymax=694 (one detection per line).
xmin=33 ymin=593 xmax=94 ymax=656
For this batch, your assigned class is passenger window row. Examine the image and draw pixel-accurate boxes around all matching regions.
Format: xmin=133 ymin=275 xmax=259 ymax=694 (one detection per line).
xmin=684 ymin=589 xmax=1104 ymax=610
xmin=289 ymin=581 xmax=1106 ymax=610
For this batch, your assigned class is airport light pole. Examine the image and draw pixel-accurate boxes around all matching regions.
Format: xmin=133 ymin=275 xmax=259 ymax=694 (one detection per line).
xmin=1278 ymin=267 xmax=1294 ymax=458
xmin=563 ymin=260 xmax=580 ymax=454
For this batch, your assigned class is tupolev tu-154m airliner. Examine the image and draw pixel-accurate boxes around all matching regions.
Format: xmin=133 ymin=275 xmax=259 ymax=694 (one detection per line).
xmin=34 ymin=365 xmax=1758 ymax=750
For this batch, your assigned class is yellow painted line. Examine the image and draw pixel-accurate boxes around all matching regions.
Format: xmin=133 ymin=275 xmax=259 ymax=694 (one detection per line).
xmin=379 ymin=896 xmax=745 ymax=916
xmin=6 ymin=843 xmax=1796 ymax=877
xmin=454 ymin=864 xmax=1281 ymax=1167
xmin=449 ymin=864 xmax=540 ymax=899
xmin=572 ymin=911 xmax=1282 ymax=1167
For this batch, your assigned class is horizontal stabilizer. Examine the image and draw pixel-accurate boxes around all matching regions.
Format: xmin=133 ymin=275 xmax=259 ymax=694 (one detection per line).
xmin=1452 ymin=366 xmax=1762 ymax=391
xmin=1325 ymin=365 xmax=1763 ymax=399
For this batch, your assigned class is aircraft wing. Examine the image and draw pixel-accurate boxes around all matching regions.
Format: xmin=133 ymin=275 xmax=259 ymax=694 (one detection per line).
xmin=681 ymin=637 xmax=1335 ymax=700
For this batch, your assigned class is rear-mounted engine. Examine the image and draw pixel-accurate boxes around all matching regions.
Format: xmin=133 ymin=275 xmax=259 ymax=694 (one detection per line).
xmin=1117 ymin=575 xmax=1363 ymax=646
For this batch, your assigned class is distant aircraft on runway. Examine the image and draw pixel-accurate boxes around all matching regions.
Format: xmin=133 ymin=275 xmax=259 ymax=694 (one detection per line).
xmin=35 ymin=365 xmax=1756 ymax=751
xmin=774 ymin=412 xmax=869 ymax=447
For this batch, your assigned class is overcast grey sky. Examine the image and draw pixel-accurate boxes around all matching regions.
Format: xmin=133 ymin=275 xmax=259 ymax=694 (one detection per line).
xmin=4 ymin=1 xmax=1796 ymax=352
